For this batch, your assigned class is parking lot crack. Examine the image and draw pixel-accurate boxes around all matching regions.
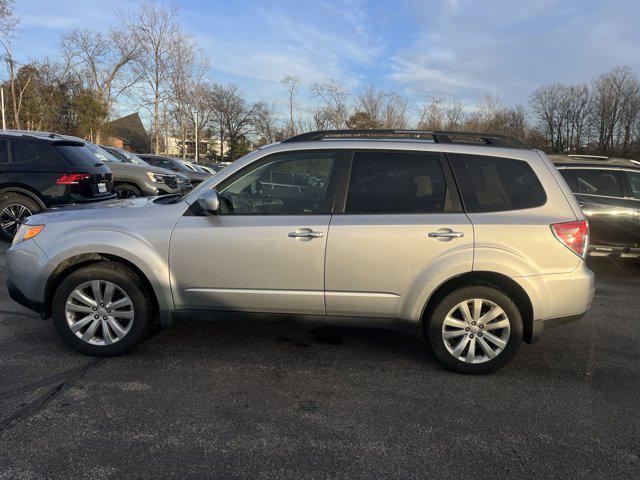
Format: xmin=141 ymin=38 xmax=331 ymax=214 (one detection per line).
xmin=0 ymin=359 xmax=102 ymax=434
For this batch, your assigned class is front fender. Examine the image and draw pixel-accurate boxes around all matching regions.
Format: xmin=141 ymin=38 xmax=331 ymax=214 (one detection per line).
xmin=37 ymin=228 xmax=173 ymax=312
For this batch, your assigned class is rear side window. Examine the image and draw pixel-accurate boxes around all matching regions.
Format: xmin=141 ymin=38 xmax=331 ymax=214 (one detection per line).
xmin=11 ymin=140 xmax=39 ymax=164
xmin=574 ymin=169 xmax=623 ymax=197
xmin=54 ymin=143 xmax=104 ymax=167
xmin=448 ymin=154 xmax=546 ymax=212
xmin=345 ymin=151 xmax=448 ymax=214
xmin=0 ymin=140 xmax=8 ymax=164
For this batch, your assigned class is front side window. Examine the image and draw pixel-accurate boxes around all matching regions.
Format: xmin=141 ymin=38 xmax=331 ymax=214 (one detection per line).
xmin=574 ymin=169 xmax=623 ymax=197
xmin=219 ymin=152 xmax=335 ymax=215
xmin=448 ymin=154 xmax=546 ymax=212
xmin=345 ymin=151 xmax=448 ymax=214
xmin=625 ymin=171 xmax=640 ymax=199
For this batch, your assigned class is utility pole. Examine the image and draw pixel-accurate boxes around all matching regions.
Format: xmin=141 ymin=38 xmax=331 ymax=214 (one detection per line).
xmin=194 ymin=110 xmax=199 ymax=162
xmin=0 ymin=88 xmax=6 ymax=130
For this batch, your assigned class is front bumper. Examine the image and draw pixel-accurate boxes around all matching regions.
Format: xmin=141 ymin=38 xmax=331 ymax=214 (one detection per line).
xmin=6 ymin=276 xmax=45 ymax=317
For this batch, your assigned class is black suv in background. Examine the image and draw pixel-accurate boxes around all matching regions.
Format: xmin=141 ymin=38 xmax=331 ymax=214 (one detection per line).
xmin=551 ymin=154 xmax=640 ymax=258
xmin=138 ymin=154 xmax=210 ymax=185
xmin=0 ymin=131 xmax=115 ymax=240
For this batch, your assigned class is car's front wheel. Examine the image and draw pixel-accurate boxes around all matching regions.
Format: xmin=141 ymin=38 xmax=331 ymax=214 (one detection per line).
xmin=52 ymin=262 xmax=154 ymax=356
xmin=426 ymin=285 xmax=523 ymax=374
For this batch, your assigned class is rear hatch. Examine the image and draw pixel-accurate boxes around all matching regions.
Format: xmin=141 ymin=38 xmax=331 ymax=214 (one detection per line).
xmin=52 ymin=141 xmax=115 ymax=201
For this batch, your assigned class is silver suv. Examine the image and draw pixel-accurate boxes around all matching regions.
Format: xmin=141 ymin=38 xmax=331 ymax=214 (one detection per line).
xmin=6 ymin=130 xmax=595 ymax=374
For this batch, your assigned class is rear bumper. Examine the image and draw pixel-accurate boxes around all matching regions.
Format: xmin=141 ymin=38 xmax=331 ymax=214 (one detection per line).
xmin=514 ymin=261 xmax=595 ymax=343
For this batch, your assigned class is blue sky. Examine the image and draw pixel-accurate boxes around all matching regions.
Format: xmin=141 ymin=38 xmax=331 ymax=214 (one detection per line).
xmin=10 ymin=0 xmax=640 ymax=110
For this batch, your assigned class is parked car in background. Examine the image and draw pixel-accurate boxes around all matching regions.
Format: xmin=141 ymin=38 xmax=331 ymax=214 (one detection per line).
xmin=92 ymin=145 xmax=191 ymax=198
xmin=196 ymin=164 xmax=223 ymax=174
xmin=138 ymin=154 xmax=210 ymax=185
xmin=7 ymin=130 xmax=594 ymax=374
xmin=551 ymin=154 xmax=640 ymax=258
xmin=0 ymin=130 xmax=115 ymax=240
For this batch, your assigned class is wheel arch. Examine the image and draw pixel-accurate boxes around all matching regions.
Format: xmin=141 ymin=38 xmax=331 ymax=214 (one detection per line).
xmin=43 ymin=253 xmax=160 ymax=323
xmin=0 ymin=185 xmax=47 ymax=210
xmin=420 ymin=271 xmax=535 ymax=344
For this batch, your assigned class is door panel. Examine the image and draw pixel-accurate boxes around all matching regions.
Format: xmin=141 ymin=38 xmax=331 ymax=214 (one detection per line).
xmin=170 ymin=150 xmax=337 ymax=314
xmin=325 ymin=214 xmax=473 ymax=317
xmin=325 ymin=150 xmax=473 ymax=319
xmin=170 ymin=215 xmax=329 ymax=314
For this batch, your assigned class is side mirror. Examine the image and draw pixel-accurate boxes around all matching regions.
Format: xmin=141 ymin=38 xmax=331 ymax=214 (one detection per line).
xmin=196 ymin=189 xmax=220 ymax=215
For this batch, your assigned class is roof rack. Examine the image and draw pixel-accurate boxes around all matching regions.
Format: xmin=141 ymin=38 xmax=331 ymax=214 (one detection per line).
xmin=567 ymin=154 xmax=609 ymax=160
xmin=282 ymin=129 xmax=529 ymax=149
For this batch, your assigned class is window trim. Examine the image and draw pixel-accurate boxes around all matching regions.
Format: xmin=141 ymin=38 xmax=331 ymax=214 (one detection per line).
xmin=332 ymin=149 xmax=463 ymax=215
xmin=0 ymin=139 xmax=8 ymax=165
xmin=207 ymin=149 xmax=345 ymax=217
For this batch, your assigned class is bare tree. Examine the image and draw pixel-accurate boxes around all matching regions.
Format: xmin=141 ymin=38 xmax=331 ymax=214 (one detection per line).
xmin=253 ymin=101 xmax=282 ymax=144
xmin=444 ymin=100 xmax=465 ymax=130
xmin=211 ymin=83 xmax=259 ymax=161
xmin=311 ymin=79 xmax=350 ymax=129
xmin=281 ymin=75 xmax=300 ymax=136
xmin=1 ymin=0 xmax=23 ymax=129
xmin=384 ymin=92 xmax=412 ymax=129
xmin=60 ymin=27 xmax=140 ymax=141
xmin=121 ymin=3 xmax=181 ymax=153
xmin=169 ymin=32 xmax=206 ymax=157
xmin=590 ymin=66 xmax=639 ymax=153
xmin=417 ymin=97 xmax=445 ymax=130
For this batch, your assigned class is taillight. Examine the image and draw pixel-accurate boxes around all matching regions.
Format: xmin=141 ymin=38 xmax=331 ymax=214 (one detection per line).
xmin=56 ymin=173 xmax=91 ymax=184
xmin=551 ymin=220 xmax=589 ymax=258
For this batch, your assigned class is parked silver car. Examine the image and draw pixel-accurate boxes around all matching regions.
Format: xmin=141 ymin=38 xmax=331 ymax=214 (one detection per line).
xmin=6 ymin=130 xmax=595 ymax=373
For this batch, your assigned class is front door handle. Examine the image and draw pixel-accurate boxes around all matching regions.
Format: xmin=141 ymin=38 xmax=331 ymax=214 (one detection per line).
xmin=288 ymin=228 xmax=324 ymax=239
xmin=428 ymin=229 xmax=464 ymax=240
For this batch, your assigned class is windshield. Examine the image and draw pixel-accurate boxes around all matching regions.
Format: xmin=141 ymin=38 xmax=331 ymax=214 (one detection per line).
xmin=117 ymin=149 xmax=150 ymax=166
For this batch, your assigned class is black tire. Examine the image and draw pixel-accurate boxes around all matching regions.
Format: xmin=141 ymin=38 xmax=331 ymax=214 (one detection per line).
xmin=425 ymin=285 xmax=523 ymax=374
xmin=114 ymin=183 xmax=142 ymax=199
xmin=0 ymin=192 xmax=42 ymax=241
xmin=52 ymin=262 xmax=154 ymax=356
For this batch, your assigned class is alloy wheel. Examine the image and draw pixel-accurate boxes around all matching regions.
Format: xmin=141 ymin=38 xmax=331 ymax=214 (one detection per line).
xmin=441 ymin=298 xmax=511 ymax=363
xmin=64 ymin=280 xmax=135 ymax=345
xmin=0 ymin=204 xmax=32 ymax=236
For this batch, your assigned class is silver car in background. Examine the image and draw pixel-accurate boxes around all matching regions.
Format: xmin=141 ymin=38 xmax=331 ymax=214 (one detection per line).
xmin=6 ymin=130 xmax=594 ymax=374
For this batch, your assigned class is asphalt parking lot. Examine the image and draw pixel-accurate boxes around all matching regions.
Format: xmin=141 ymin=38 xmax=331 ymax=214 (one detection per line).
xmin=0 ymin=244 xmax=638 ymax=479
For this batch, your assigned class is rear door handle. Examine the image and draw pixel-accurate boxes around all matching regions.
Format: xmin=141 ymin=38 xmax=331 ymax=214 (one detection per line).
xmin=288 ymin=228 xmax=324 ymax=239
xmin=428 ymin=229 xmax=464 ymax=239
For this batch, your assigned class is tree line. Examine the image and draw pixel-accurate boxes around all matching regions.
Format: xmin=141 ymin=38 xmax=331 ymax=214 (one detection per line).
xmin=2 ymin=0 xmax=640 ymax=160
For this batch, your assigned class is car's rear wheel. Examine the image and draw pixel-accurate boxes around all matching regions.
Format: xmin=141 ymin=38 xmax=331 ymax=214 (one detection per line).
xmin=52 ymin=262 xmax=154 ymax=356
xmin=426 ymin=285 xmax=523 ymax=374
xmin=114 ymin=184 xmax=142 ymax=199
xmin=0 ymin=193 xmax=41 ymax=241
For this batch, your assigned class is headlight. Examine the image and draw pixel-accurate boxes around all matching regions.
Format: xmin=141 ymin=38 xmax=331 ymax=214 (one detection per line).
xmin=12 ymin=224 xmax=45 ymax=245
xmin=145 ymin=172 xmax=166 ymax=183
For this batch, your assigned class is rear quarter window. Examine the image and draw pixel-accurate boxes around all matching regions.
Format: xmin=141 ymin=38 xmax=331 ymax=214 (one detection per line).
xmin=448 ymin=154 xmax=547 ymax=213
xmin=10 ymin=140 xmax=39 ymax=164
